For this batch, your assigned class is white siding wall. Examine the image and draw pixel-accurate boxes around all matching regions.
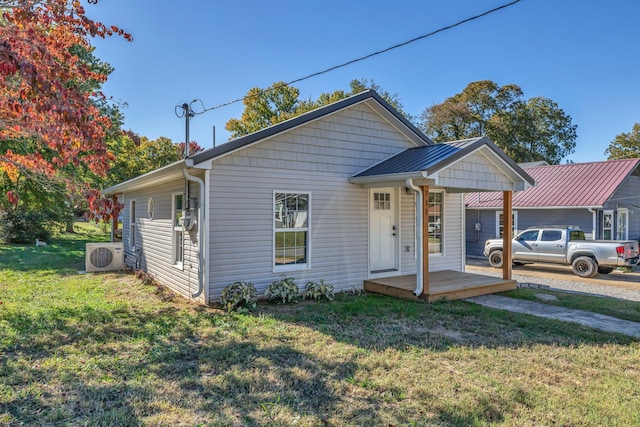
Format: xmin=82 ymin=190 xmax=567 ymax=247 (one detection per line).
xmin=208 ymin=104 xmax=417 ymax=298
xmin=400 ymin=190 xmax=417 ymax=274
xmin=121 ymin=176 xmax=205 ymax=303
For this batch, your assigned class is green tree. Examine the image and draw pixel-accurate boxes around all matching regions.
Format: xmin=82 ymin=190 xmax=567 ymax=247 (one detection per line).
xmin=105 ymin=134 xmax=185 ymax=187
xmin=225 ymin=82 xmax=301 ymax=138
xmin=605 ymin=123 xmax=640 ymax=159
xmin=225 ymin=79 xmax=412 ymax=138
xmin=420 ymin=80 xmax=577 ymax=164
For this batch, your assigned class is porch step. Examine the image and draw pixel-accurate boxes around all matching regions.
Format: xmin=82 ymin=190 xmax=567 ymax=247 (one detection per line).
xmin=364 ymin=271 xmax=517 ymax=303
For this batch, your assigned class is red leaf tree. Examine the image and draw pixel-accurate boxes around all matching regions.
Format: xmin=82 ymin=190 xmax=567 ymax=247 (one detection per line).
xmin=0 ymin=0 xmax=131 ymax=221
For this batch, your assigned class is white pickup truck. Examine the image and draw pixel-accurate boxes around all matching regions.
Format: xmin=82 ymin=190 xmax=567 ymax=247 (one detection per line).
xmin=483 ymin=226 xmax=639 ymax=277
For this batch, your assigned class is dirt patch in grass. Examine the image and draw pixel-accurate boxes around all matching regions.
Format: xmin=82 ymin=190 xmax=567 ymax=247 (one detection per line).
xmin=503 ymin=288 xmax=640 ymax=323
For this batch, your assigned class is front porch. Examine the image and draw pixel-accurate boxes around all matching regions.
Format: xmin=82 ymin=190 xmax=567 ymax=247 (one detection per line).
xmin=364 ymin=270 xmax=517 ymax=302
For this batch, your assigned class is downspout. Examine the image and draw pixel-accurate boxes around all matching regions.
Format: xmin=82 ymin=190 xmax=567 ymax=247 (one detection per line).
xmin=406 ymin=179 xmax=423 ymax=296
xmin=588 ymin=208 xmax=597 ymax=240
xmin=183 ymin=166 xmax=205 ymax=298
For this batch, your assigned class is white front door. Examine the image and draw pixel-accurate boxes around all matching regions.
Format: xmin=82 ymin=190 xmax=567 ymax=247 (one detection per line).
xmin=370 ymin=188 xmax=397 ymax=272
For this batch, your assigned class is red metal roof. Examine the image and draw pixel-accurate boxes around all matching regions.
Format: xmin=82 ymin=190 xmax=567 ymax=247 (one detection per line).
xmin=465 ymin=158 xmax=640 ymax=208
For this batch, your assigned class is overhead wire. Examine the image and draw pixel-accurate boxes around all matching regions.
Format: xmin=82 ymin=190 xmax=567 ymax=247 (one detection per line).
xmin=189 ymin=0 xmax=523 ymax=115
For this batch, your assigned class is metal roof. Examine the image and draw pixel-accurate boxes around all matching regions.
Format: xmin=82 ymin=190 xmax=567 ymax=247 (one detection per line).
xmin=352 ymin=137 xmax=534 ymax=189
xmin=465 ymin=158 xmax=640 ymax=208
xmin=353 ymin=144 xmax=460 ymax=177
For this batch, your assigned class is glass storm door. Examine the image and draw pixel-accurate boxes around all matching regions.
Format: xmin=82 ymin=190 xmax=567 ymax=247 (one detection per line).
xmin=370 ymin=189 xmax=397 ymax=272
xmin=617 ymin=209 xmax=629 ymax=240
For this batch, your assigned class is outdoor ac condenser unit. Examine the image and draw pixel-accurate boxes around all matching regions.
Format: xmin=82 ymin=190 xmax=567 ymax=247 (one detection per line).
xmin=85 ymin=242 xmax=125 ymax=272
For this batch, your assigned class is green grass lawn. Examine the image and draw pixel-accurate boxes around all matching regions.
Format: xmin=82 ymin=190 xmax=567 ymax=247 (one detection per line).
xmin=1 ymin=226 xmax=640 ymax=426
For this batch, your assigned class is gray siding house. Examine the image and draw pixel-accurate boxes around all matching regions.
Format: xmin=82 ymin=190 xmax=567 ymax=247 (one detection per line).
xmin=466 ymin=159 xmax=640 ymax=258
xmin=103 ymin=91 xmax=532 ymax=304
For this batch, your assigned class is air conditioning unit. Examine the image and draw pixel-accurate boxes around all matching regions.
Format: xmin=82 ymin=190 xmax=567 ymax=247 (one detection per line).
xmin=85 ymin=242 xmax=125 ymax=272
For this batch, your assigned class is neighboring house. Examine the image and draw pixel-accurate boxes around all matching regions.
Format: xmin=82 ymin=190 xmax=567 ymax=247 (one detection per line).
xmin=102 ymin=90 xmax=533 ymax=304
xmin=465 ymin=159 xmax=640 ymax=257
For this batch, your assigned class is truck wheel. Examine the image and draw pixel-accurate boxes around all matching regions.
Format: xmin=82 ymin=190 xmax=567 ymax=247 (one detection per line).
xmin=488 ymin=250 xmax=503 ymax=268
xmin=597 ymin=266 xmax=614 ymax=274
xmin=572 ymin=256 xmax=598 ymax=278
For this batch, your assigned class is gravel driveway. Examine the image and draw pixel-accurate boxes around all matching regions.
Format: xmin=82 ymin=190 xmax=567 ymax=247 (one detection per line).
xmin=466 ymin=258 xmax=640 ymax=302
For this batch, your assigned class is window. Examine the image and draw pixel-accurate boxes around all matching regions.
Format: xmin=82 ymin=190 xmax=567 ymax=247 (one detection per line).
xmin=129 ymin=200 xmax=136 ymax=250
xmin=603 ymin=210 xmax=613 ymax=240
xmin=274 ymin=192 xmax=309 ymax=270
xmin=518 ymin=229 xmax=539 ymax=241
xmin=617 ymin=209 xmax=629 ymax=240
xmin=172 ymin=193 xmax=184 ymax=267
xmin=541 ymin=230 xmax=562 ymax=241
xmin=373 ymin=192 xmax=391 ymax=210
xmin=148 ymin=197 xmax=155 ymax=220
xmin=496 ymin=211 xmax=518 ymax=238
xmin=569 ymin=229 xmax=586 ymax=241
xmin=428 ymin=192 xmax=443 ymax=254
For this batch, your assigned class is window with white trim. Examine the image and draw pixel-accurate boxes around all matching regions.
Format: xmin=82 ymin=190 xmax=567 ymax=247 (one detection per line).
xmin=129 ymin=200 xmax=136 ymax=250
xmin=274 ymin=192 xmax=309 ymax=270
xmin=496 ymin=211 xmax=518 ymax=238
xmin=172 ymin=193 xmax=184 ymax=267
xmin=617 ymin=208 xmax=629 ymax=240
xmin=148 ymin=197 xmax=155 ymax=220
xmin=428 ymin=192 xmax=443 ymax=254
xmin=603 ymin=210 xmax=614 ymax=240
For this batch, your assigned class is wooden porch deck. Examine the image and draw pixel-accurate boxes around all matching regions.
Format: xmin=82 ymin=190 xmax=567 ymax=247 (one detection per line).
xmin=364 ymin=270 xmax=516 ymax=302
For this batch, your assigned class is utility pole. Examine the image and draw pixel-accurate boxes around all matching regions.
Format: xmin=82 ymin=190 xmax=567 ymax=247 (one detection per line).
xmin=181 ymin=102 xmax=195 ymax=158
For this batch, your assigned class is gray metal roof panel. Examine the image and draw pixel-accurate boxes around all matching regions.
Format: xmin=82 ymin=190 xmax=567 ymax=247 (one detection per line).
xmin=353 ymin=144 xmax=460 ymax=177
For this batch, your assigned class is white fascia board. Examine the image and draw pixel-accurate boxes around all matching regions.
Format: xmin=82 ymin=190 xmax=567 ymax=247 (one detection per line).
xmin=349 ymin=171 xmax=424 ymax=185
xmin=102 ymin=160 xmax=187 ymax=195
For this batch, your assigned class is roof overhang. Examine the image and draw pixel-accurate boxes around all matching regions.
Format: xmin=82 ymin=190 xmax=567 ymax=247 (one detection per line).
xmin=190 ymin=90 xmax=431 ymax=166
xmin=102 ymin=160 xmax=189 ymax=196
xmin=350 ymin=137 xmax=534 ymax=193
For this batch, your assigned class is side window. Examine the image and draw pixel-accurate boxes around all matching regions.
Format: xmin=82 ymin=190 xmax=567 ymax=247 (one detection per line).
xmin=172 ymin=193 xmax=184 ymax=267
xmin=428 ymin=192 xmax=443 ymax=254
xmin=603 ymin=210 xmax=614 ymax=240
xmin=129 ymin=200 xmax=136 ymax=250
xmin=496 ymin=211 xmax=518 ymax=238
xmin=274 ymin=192 xmax=309 ymax=270
xmin=518 ymin=230 xmax=539 ymax=241
xmin=541 ymin=230 xmax=562 ymax=241
xmin=569 ymin=230 xmax=586 ymax=241
xmin=148 ymin=197 xmax=154 ymax=220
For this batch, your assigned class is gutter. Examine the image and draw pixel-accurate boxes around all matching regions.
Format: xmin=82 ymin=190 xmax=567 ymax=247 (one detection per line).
xmin=406 ymin=178 xmax=423 ymax=296
xmin=183 ymin=165 xmax=205 ymax=299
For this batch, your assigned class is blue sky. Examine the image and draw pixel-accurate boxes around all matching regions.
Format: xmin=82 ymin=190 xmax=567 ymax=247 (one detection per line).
xmin=88 ymin=0 xmax=639 ymax=163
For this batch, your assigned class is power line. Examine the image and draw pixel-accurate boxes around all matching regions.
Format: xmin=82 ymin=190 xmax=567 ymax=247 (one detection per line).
xmin=189 ymin=0 xmax=523 ymax=115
